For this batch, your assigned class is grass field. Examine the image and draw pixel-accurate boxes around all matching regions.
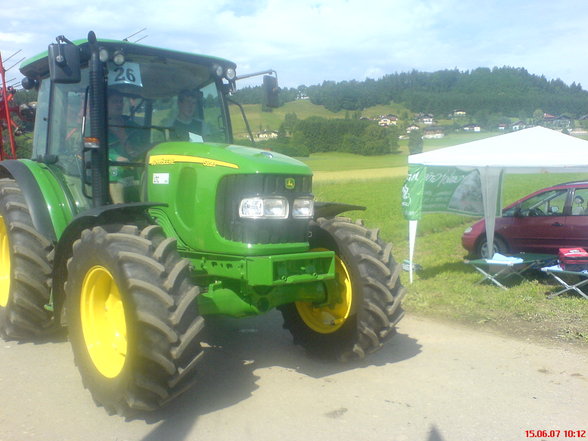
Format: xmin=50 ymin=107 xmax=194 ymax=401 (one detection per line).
xmin=305 ymin=151 xmax=588 ymax=346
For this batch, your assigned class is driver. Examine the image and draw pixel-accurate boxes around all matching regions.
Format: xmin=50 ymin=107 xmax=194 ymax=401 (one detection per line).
xmin=107 ymin=89 xmax=143 ymax=203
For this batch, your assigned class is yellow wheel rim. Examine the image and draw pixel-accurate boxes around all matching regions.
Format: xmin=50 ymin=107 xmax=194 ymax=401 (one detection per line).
xmin=295 ymin=250 xmax=353 ymax=334
xmin=80 ymin=266 xmax=127 ymax=378
xmin=0 ymin=215 xmax=11 ymax=308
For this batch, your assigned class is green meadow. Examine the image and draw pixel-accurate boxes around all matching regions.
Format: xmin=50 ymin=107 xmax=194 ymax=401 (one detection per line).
xmin=304 ymin=151 xmax=588 ymax=346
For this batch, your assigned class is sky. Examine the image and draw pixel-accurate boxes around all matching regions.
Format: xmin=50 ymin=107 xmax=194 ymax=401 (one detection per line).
xmin=1 ymin=0 xmax=588 ymax=91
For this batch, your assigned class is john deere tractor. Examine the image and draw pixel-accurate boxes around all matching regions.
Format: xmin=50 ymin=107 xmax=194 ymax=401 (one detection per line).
xmin=0 ymin=32 xmax=405 ymax=416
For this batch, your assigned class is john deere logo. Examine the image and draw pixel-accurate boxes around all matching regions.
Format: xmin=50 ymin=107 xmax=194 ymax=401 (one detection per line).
xmin=285 ymin=178 xmax=296 ymax=189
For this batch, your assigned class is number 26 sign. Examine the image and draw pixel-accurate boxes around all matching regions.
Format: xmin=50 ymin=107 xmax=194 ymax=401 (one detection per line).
xmin=108 ymin=62 xmax=143 ymax=87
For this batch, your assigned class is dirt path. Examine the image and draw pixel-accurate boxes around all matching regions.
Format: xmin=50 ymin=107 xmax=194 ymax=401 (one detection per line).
xmin=0 ymin=313 xmax=586 ymax=441
xmin=313 ymin=166 xmax=407 ymax=182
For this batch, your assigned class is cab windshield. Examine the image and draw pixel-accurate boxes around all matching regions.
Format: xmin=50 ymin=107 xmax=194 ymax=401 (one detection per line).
xmin=104 ymin=54 xmax=230 ymax=148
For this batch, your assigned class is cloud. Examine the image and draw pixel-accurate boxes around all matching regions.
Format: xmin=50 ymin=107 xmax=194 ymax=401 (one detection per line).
xmin=1 ymin=0 xmax=588 ymax=89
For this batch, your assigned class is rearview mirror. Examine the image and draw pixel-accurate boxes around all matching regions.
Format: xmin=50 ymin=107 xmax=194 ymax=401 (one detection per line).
xmin=262 ymin=75 xmax=279 ymax=108
xmin=48 ymin=42 xmax=81 ymax=83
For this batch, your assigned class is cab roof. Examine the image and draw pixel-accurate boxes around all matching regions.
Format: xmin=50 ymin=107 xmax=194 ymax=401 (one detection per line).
xmin=20 ymin=37 xmax=237 ymax=79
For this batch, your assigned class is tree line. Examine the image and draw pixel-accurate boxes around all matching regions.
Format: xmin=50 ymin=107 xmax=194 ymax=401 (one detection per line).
xmin=242 ymin=114 xmax=400 ymax=157
xmin=233 ymin=66 xmax=588 ymax=118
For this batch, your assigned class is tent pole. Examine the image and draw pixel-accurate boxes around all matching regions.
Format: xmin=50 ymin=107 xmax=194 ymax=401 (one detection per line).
xmin=479 ymin=167 xmax=503 ymax=258
xmin=409 ymin=220 xmax=418 ymax=283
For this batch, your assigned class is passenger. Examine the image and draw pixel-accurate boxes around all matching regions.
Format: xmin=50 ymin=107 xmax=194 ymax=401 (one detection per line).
xmin=170 ymin=89 xmax=205 ymax=142
xmin=572 ymin=195 xmax=585 ymax=215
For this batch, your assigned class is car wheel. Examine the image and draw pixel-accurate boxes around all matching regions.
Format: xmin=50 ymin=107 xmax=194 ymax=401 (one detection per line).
xmin=476 ymin=236 xmax=508 ymax=259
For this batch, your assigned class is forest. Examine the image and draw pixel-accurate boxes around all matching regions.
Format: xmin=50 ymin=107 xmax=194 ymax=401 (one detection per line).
xmin=234 ymin=66 xmax=588 ymax=118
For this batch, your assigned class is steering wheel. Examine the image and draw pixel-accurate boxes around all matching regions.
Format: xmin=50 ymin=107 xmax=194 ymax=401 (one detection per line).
xmin=528 ymin=207 xmax=544 ymax=216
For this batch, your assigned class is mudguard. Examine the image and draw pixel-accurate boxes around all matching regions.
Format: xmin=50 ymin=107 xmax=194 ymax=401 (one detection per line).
xmin=313 ymin=201 xmax=366 ymax=219
xmin=51 ymin=202 xmax=166 ymax=324
xmin=0 ymin=160 xmax=57 ymax=241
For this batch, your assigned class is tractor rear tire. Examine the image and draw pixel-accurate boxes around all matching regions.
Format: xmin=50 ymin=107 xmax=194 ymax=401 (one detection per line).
xmin=0 ymin=178 xmax=54 ymax=340
xmin=280 ymin=217 xmax=405 ymax=361
xmin=65 ymin=224 xmax=205 ymax=416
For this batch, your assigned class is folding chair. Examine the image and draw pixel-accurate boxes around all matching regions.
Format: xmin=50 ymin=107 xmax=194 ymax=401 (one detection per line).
xmin=540 ymin=265 xmax=588 ymax=299
xmin=466 ymin=253 xmax=557 ymax=290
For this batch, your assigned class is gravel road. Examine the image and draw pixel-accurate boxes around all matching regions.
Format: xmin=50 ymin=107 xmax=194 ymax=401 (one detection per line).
xmin=0 ymin=312 xmax=586 ymax=441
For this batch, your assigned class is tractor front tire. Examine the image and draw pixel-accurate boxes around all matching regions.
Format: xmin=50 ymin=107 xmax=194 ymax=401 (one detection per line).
xmin=0 ymin=178 xmax=54 ymax=340
xmin=280 ymin=217 xmax=405 ymax=361
xmin=65 ymin=224 xmax=205 ymax=416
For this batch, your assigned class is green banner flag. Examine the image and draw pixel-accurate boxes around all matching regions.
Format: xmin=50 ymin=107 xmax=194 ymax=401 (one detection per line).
xmin=402 ymin=165 xmax=425 ymax=220
xmin=402 ymin=165 xmax=484 ymax=220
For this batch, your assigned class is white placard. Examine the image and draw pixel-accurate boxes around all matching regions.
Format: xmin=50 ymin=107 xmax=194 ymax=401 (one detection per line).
xmin=153 ymin=173 xmax=169 ymax=185
xmin=108 ymin=62 xmax=143 ymax=87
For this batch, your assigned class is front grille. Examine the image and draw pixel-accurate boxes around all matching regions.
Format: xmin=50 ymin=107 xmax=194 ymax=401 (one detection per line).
xmin=216 ymin=174 xmax=312 ymax=244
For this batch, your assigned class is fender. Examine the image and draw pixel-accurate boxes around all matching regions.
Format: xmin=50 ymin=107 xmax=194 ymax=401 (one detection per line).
xmin=51 ymin=202 xmax=166 ymax=324
xmin=0 ymin=160 xmax=58 ymax=241
xmin=314 ymin=201 xmax=366 ymax=219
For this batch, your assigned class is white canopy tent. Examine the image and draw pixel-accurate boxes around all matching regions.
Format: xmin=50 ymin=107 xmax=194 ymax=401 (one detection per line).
xmin=402 ymin=126 xmax=588 ymax=282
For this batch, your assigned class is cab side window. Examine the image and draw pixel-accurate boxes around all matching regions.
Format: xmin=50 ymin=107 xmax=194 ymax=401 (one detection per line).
xmin=32 ymin=80 xmax=50 ymax=159
xmin=47 ymin=72 xmax=88 ymax=177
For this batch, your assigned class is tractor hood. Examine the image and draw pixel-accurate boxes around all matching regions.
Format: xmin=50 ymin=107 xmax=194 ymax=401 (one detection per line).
xmin=145 ymin=141 xmax=314 ymax=256
xmin=147 ymin=142 xmax=313 ymax=176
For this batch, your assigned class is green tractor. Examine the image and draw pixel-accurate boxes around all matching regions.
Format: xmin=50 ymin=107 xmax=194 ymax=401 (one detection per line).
xmin=0 ymin=32 xmax=405 ymax=416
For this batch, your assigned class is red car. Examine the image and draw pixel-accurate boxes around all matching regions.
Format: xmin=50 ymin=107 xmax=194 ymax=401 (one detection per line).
xmin=462 ymin=181 xmax=588 ymax=258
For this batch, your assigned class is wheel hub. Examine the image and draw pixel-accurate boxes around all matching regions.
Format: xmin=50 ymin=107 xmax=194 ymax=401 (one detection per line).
xmin=295 ymin=252 xmax=353 ymax=334
xmin=80 ymin=266 xmax=127 ymax=378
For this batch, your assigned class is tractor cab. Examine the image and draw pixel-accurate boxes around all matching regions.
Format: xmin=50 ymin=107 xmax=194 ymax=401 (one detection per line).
xmin=22 ymin=36 xmax=237 ymax=207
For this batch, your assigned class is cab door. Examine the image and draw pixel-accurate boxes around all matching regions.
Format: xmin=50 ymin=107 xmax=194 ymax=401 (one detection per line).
xmin=46 ymin=72 xmax=92 ymax=214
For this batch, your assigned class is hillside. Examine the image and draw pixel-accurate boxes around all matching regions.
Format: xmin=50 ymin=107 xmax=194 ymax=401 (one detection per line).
xmin=229 ymin=99 xmax=412 ymax=139
xmin=233 ymin=66 xmax=588 ymax=124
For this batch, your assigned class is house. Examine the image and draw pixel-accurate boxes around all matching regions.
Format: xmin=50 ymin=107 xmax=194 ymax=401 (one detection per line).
xmin=257 ymin=130 xmax=278 ymax=140
xmin=544 ymin=115 xmax=571 ymax=130
xmin=419 ymin=114 xmax=435 ymax=125
xmin=498 ymin=123 xmax=507 ymax=131
xmin=462 ymin=124 xmax=481 ymax=132
xmin=453 ymin=109 xmax=467 ymax=117
xmin=422 ymin=126 xmax=445 ymax=139
xmin=406 ymin=124 xmax=420 ymax=133
xmin=511 ymin=121 xmax=525 ymax=131
xmin=378 ymin=115 xmax=398 ymax=126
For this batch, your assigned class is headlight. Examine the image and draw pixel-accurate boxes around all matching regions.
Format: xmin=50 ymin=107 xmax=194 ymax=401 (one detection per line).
xmin=112 ymin=50 xmax=125 ymax=66
xmin=292 ymin=198 xmax=314 ymax=219
xmin=239 ymin=197 xmax=289 ymax=219
xmin=225 ymin=67 xmax=236 ymax=81
xmin=212 ymin=64 xmax=224 ymax=78
xmin=464 ymin=226 xmax=473 ymax=234
xmin=98 ymin=48 xmax=110 ymax=63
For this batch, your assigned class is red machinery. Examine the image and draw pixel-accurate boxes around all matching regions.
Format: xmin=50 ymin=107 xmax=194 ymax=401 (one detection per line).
xmin=0 ymin=51 xmax=20 ymax=160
